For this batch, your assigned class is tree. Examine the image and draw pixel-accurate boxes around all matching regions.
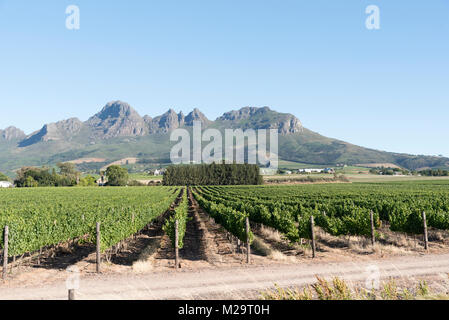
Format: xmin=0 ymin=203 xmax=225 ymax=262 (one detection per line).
xmin=106 ymin=165 xmax=129 ymax=186
xmin=79 ymin=175 xmax=97 ymax=186
xmin=0 ymin=172 xmax=9 ymax=181
xmin=162 ymin=163 xmax=263 ymax=186
xmin=14 ymin=166 xmax=78 ymax=187
xmin=24 ymin=176 xmax=38 ymax=187
xmin=57 ymin=162 xmax=80 ymax=184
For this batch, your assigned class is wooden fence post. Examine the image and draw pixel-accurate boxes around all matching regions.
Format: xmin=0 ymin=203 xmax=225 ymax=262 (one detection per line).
xmin=2 ymin=226 xmax=8 ymax=280
xmin=175 ymin=220 xmax=179 ymax=270
xmin=246 ymin=217 xmax=251 ymax=264
xmin=422 ymin=211 xmax=428 ymax=251
xmin=96 ymin=222 xmax=101 ymax=273
xmin=370 ymin=210 xmax=375 ymax=247
xmin=310 ymin=216 xmax=316 ymax=259
xmin=68 ymin=289 xmax=75 ymax=300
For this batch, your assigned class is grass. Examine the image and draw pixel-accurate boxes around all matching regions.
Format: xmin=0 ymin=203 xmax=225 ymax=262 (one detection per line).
xmin=260 ymin=277 xmax=446 ymax=300
xmin=277 ymin=160 xmax=335 ymax=170
xmin=128 ymin=173 xmax=162 ymax=180
xmin=347 ymin=174 xmax=449 ymax=183
xmin=264 ymin=174 xmax=350 ymax=184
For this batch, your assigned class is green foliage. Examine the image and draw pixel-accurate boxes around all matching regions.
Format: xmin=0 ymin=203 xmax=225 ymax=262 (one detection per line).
xmin=194 ymin=190 xmax=253 ymax=243
xmin=163 ymin=188 xmax=188 ymax=248
xmin=127 ymin=180 xmax=146 ymax=186
xmin=14 ymin=165 xmax=81 ymax=187
xmin=163 ymin=163 xmax=263 ymax=186
xmin=0 ymin=172 xmax=9 ymax=181
xmin=0 ymin=187 xmax=177 ymax=255
xmin=419 ymin=169 xmax=449 ymax=177
xmin=24 ymin=176 xmax=38 ymax=187
xmin=79 ymin=175 xmax=97 ymax=186
xmin=106 ymin=165 xmax=129 ymax=186
xmin=195 ymin=182 xmax=449 ymax=242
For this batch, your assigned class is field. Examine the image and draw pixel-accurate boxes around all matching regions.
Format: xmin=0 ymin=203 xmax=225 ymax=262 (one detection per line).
xmin=264 ymin=172 xmax=449 ymax=184
xmin=194 ymin=181 xmax=449 ymax=243
xmin=129 ymin=173 xmax=163 ymax=181
xmin=0 ymin=187 xmax=178 ymax=255
xmin=1 ymin=180 xmax=449 ymax=299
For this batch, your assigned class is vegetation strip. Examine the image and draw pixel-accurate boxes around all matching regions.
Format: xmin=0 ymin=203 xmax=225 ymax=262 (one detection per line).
xmin=0 ymin=187 xmax=178 ymax=256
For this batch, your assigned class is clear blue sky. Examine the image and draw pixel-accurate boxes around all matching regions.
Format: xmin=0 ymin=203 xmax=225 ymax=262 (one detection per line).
xmin=0 ymin=0 xmax=448 ymax=156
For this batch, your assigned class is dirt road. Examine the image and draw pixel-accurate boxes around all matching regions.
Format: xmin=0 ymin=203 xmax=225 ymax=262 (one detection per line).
xmin=1 ymin=253 xmax=449 ymax=300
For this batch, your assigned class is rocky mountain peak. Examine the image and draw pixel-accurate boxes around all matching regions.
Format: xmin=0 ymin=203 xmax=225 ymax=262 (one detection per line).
xmin=149 ymin=109 xmax=183 ymax=133
xmin=0 ymin=126 xmax=26 ymax=141
xmin=217 ymin=106 xmax=302 ymax=134
xmin=185 ymin=108 xmax=210 ymax=126
xmin=19 ymin=118 xmax=84 ymax=147
xmin=86 ymin=101 xmax=147 ymax=139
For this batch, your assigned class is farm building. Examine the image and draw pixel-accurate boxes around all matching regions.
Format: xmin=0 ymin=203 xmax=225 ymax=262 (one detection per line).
xmin=260 ymin=168 xmax=277 ymax=175
xmin=299 ymin=168 xmax=324 ymax=173
xmin=0 ymin=181 xmax=13 ymax=188
xmin=153 ymin=168 xmax=166 ymax=176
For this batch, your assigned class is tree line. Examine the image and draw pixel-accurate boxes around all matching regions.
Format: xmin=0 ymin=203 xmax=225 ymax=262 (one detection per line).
xmin=14 ymin=163 xmax=97 ymax=187
xmin=11 ymin=163 xmax=136 ymax=187
xmin=162 ymin=163 xmax=263 ymax=186
xmin=418 ymin=169 xmax=449 ymax=177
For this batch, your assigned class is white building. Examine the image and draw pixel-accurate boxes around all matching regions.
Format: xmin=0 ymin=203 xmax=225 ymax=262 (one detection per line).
xmin=299 ymin=168 xmax=324 ymax=173
xmin=260 ymin=168 xmax=277 ymax=175
xmin=0 ymin=181 xmax=13 ymax=188
xmin=153 ymin=169 xmax=165 ymax=176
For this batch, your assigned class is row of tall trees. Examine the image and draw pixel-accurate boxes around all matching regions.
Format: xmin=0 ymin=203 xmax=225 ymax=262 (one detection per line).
xmin=418 ymin=169 xmax=449 ymax=177
xmin=163 ymin=163 xmax=263 ymax=186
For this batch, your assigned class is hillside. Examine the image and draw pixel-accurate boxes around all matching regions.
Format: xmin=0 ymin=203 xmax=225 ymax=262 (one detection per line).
xmin=0 ymin=100 xmax=448 ymax=176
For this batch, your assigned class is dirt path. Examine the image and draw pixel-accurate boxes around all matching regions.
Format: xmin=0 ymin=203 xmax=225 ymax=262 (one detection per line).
xmin=1 ymin=253 xmax=449 ymax=300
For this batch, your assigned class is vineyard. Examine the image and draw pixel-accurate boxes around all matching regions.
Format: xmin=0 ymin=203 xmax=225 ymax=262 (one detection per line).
xmin=0 ymin=187 xmax=179 ymax=256
xmin=193 ymin=182 xmax=449 ymax=246
xmin=1 ymin=181 xmax=449 ymax=290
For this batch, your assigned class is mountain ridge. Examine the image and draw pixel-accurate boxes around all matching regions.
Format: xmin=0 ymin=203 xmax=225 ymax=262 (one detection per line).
xmin=1 ymin=100 xmax=448 ymax=174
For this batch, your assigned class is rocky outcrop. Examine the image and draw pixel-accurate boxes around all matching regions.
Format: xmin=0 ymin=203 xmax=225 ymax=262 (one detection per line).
xmin=19 ymin=118 xmax=83 ymax=147
xmin=148 ymin=109 xmax=182 ymax=133
xmin=185 ymin=108 xmax=211 ymax=126
xmin=15 ymin=102 xmax=301 ymax=148
xmin=217 ymin=106 xmax=302 ymax=134
xmin=0 ymin=126 xmax=26 ymax=141
xmin=86 ymin=101 xmax=147 ymax=139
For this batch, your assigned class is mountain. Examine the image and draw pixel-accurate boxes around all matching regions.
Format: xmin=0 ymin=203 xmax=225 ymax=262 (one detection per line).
xmin=86 ymin=101 xmax=147 ymax=138
xmin=0 ymin=100 xmax=448 ymax=176
xmin=185 ymin=108 xmax=211 ymax=126
xmin=217 ymin=106 xmax=302 ymax=134
xmin=147 ymin=108 xmax=184 ymax=133
xmin=0 ymin=126 xmax=26 ymax=141
xmin=19 ymin=118 xmax=84 ymax=147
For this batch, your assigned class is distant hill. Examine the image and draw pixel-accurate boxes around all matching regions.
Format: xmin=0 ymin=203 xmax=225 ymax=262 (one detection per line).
xmin=0 ymin=100 xmax=448 ymax=176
